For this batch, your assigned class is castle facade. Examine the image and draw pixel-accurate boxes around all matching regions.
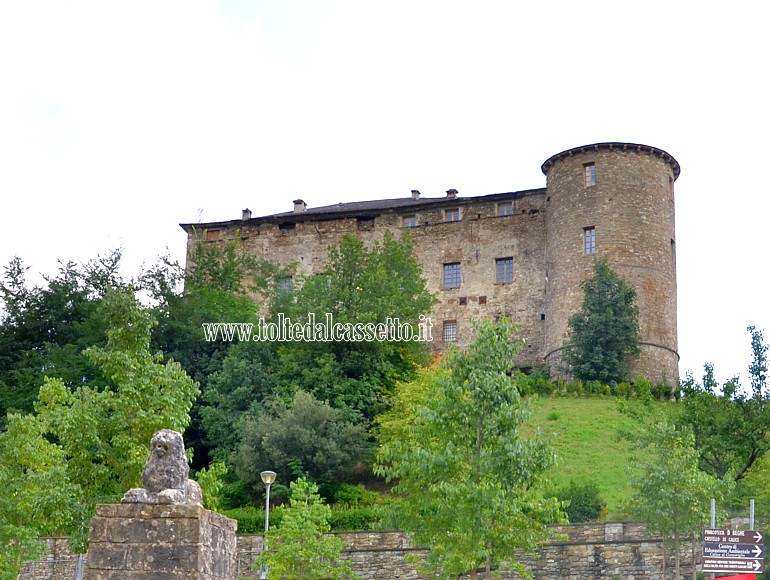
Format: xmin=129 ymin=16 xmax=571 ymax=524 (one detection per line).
xmin=182 ymin=142 xmax=680 ymax=381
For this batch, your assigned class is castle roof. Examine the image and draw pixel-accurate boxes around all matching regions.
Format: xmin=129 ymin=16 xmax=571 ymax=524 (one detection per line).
xmin=180 ymin=188 xmax=546 ymax=231
xmin=541 ymin=142 xmax=680 ymax=180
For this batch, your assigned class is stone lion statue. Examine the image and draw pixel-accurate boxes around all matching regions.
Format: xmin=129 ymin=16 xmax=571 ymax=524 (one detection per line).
xmin=121 ymin=429 xmax=203 ymax=506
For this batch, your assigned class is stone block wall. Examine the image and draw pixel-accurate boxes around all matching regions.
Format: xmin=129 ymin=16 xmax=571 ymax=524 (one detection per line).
xmin=18 ymin=538 xmax=82 ymax=580
xmin=22 ymin=522 xmax=700 ymax=579
xmin=84 ymin=503 xmax=237 ymax=579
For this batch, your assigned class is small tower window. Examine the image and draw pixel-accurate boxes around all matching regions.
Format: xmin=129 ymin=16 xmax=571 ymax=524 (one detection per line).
xmin=495 ymin=257 xmax=514 ymax=283
xmin=443 ymin=320 xmax=457 ymax=342
xmin=403 ymin=215 xmax=417 ymax=227
xmin=584 ymin=163 xmax=596 ymax=187
xmin=443 ymin=262 xmax=461 ymax=289
xmin=445 ymin=208 xmax=461 ymax=222
xmin=584 ymin=227 xmax=596 ymax=255
xmin=498 ymin=201 xmax=513 ymax=216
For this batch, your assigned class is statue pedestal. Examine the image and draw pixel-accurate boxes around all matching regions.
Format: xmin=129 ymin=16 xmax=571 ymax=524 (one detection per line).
xmin=84 ymin=503 xmax=237 ymax=579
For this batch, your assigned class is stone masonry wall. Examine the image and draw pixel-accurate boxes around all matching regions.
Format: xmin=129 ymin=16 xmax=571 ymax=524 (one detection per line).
xmin=191 ymin=189 xmax=550 ymax=370
xmin=543 ymin=146 xmax=679 ymax=383
xmin=83 ymin=503 xmax=237 ymax=579
xmin=23 ymin=522 xmax=699 ymax=580
xmin=185 ymin=142 xmax=681 ymax=382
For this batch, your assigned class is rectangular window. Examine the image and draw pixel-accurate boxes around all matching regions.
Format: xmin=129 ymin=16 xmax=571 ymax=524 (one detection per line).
xmin=584 ymin=162 xmax=596 ymax=187
xmin=495 ymin=257 xmax=514 ymax=283
xmin=402 ymin=215 xmax=417 ymax=227
xmin=498 ymin=202 xmax=513 ymax=216
xmin=205 ymin=229 xmax=221 ymax=241
xmin=445 ymin=208 xmax=460 ymax=222
xmin=584 ymin=227 xmax=596 ymax=255
xmin=443 ymin=320 xmax=457 ymax=342
xmin=443 ymin=262 xmax=461 ymax=289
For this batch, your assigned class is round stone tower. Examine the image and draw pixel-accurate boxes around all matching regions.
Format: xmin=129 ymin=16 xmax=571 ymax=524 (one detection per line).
xmin=541 ymin=142 xmax=680 ymax=383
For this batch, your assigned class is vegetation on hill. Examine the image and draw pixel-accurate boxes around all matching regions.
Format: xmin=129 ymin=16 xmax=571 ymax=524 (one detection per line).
xmin=563 ymin=259 xmax=640 ymax=383
xmin=2 ymin=237 xmax=769 ymax=579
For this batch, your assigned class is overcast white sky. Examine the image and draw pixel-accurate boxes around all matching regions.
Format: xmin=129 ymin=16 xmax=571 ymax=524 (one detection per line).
xmin=1 ymin=1 xmax=768 ymax=386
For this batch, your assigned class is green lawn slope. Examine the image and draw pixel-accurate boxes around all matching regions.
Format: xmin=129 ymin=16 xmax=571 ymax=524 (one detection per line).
xmin=528 ymin=397 xmax=649 ymax=518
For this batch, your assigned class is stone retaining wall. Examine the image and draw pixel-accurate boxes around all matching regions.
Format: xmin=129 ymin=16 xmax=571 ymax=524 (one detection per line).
xmin=21 ymin=522 xmax=698 ymax=580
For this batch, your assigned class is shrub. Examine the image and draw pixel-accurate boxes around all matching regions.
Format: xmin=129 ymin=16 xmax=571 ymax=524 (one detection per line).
xmin=329 ymin=506 xmax=379 ymax=531
xmin=556 ymin=480 xmax=607 ymax=523
xmin=333 ymin=483 xmax=381 ymax=507
xmin=223 ymin=506 xmax=284 ymax=534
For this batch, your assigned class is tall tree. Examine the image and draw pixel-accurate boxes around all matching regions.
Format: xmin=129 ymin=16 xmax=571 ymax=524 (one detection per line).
xmin=624 ymin=404 xmax=730 ymax=580
xmin=140 ymin=238 xmax=282 ymax=468
xmin=0 ymin=254 xmax=123 ymax=419
xmin=679 ymin=326 xmax=770 ymax=482
xmin=0 ymin=289 xmax=199 ymax=556
xmin=277 ymin=232 xmax=436 ymax=420
xmin=375 ymin=319 xmax=564 ymax=579
xmin=563 ymin=259 xmax=640 ymax=383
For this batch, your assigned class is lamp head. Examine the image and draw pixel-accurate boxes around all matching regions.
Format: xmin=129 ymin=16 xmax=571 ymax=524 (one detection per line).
xmin=260 ymin=470 xmax=277 ymax=485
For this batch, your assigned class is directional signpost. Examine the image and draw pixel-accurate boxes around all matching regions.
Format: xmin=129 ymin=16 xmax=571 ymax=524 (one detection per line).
xmin=703 ymin=529 xmax=764 ymax=575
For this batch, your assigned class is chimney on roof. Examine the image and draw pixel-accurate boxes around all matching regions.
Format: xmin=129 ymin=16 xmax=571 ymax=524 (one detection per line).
xmin=446 ymin=189 xmax=458 ymax=199
xmin=411 ymin=189 xmax=420 ymax=200
xmin=242 ymin=208 xmax=252 ymax=220
xmin=293 ymin=199 xmax=307 ymax=213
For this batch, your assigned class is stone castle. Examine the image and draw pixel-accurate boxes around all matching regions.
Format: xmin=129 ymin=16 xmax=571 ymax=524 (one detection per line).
xmin=182 ymin=142 xmax=680 ymax=382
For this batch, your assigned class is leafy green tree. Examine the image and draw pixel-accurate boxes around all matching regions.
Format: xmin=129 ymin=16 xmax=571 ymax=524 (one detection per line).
xmin=0 ymin=255 xmax=121 ymax=419
xmin=624 ymin=405 xmax=730 ymax=580
xmin=0 ymin=289 xmax=199 ymax=553
xmin=140 ymin=239 xmax=282 ymax=468
xmin=278 ymin=232 xmax=436 ymax=420
xmin=235 ymin=390 xmax=370 ymax=497
xmin=679 ymin=326 xmax=770 ymax=482
xmin=0 ymin=412 xmax=80 ymax=579
xmin=199 ymin=340 xmax=279 ymax=462
xmin=195 ymin=460 xmax=229 ymax=512
xmin=375 ymin=319 xmax=564 ymax=579
xmin=257 ymin=477 xmax=359 ymax=579
xmin=563 ymin=259 xmax=640 ymax=383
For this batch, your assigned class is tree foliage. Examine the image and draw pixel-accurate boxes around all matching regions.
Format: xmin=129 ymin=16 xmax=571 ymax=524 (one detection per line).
xmin=563 ymin=259 xmax=640 ymax=383
xmin=375 ymin=319 xmax=564 ymax=579
xmin=0 ymin=254 xmax=123 ymax=420
xmin=140 ymin=239 xmax=282 ymax=468
xmin=555 ymin=480 xmax=606 ymax=523
xmin=678 ymin=326 xmax=770 ymax=482
xmin=624 ymin=403 xmax=730 ymax=580
xmin=235 ymin=390 xmax=370 ymax=496
xmin=277 ymin=232 xmax=436 ymax=420
xmin=257 ymin=477 xmax=359 ymax=579
xmin=0 ymin=289 xmax=199 ymax=556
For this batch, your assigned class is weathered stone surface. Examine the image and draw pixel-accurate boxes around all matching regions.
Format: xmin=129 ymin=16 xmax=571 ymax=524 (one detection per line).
xmin=122 ymin=429 xmax=203 ymax=507
xmin=181 ymin=142 xmax=680 ymax=382
xmin=83 ymin=503 xmax=237 ymax=580
xmin=22 ymin=523 xmax=701 ymax=580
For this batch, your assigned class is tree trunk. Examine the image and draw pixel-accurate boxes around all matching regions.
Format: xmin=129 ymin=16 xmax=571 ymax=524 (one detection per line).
xmin=662 ymin=542 xmax=667 ymax=580
xmin=674 ymin=539 xmax=681 ymax=580
xmin=484 ymin=554 xmax=492 ymax=580
xmin=691 ymin=531 xmax=697 ymax=580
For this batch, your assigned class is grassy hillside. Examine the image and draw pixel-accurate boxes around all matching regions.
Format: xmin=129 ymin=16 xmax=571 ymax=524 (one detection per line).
xmin=528 ymin=397 xmax=653 ymax=518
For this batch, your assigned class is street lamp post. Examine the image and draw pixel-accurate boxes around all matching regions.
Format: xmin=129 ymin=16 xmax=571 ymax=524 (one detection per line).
xmin=259 ymin=470 xmax=276 ymax=580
